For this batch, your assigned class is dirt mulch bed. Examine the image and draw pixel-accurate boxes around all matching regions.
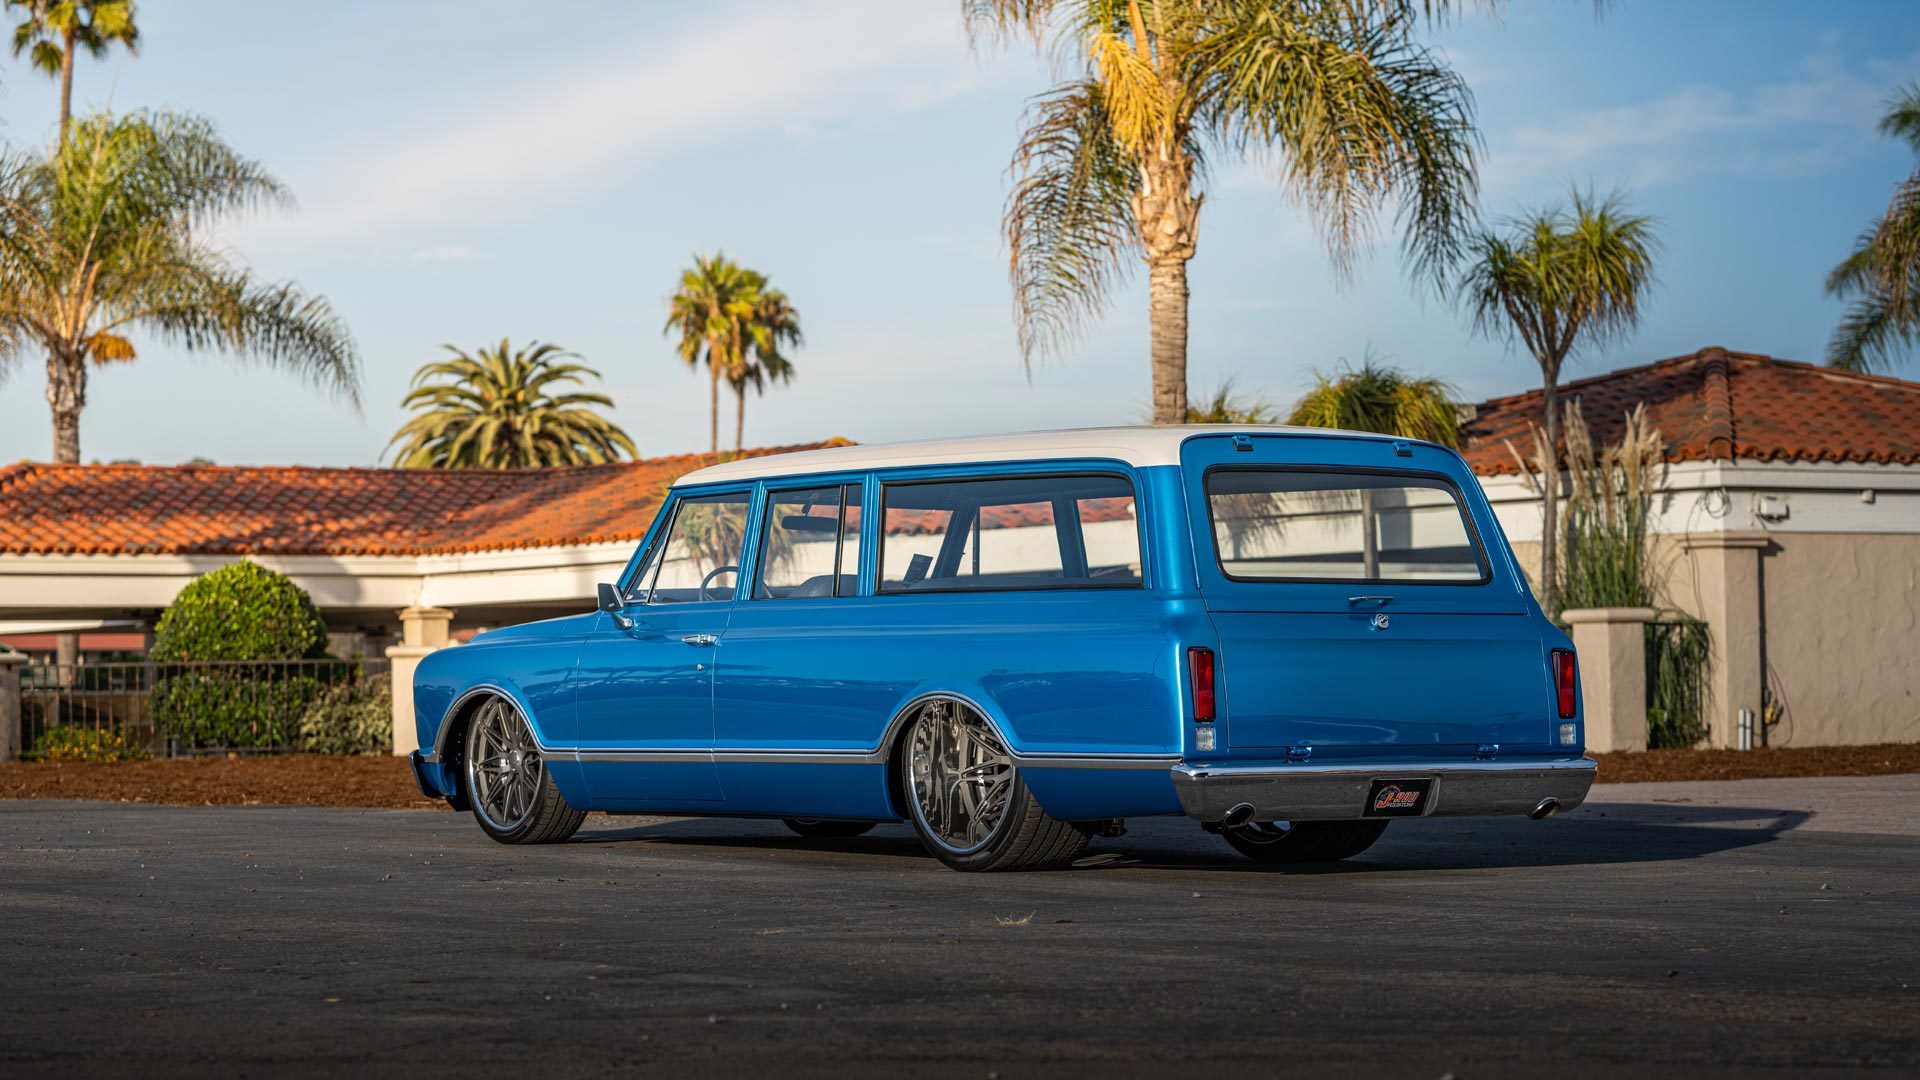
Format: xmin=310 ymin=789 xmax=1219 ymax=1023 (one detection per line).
xmin=0 ymin=755 xmax=445 ymax=810
xmin=1 ymin=744 xmax=1916 ymax=810
xmin=1590 ymin=742 xmax=1920 ymax=784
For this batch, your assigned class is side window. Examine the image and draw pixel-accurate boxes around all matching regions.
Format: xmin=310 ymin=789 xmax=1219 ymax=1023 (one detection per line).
xmin=642 ymin=491 xmax=753 ymax=604
xmin=756 ymin=484 xmax=862 ymax=599
xmin=879 ymin=474 xmax=1142 ymax=592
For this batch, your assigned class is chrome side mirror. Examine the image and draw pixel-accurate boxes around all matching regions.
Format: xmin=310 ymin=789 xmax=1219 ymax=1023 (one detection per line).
xmin=596 ymin=582 xmax=634 ymax=629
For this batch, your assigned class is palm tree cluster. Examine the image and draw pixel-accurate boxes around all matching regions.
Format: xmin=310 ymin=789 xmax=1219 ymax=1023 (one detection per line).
xmin=386 ymin=341 xmax=636 ymax=469
xmin=0 ymin=109 xmax=359 ymax=463
xmin=1827 ymin=82 xmax=1920 ymax=373
xmin=969 ymin=0 xmax=1478 ymax=424
xmin=664 ymin=252 xmax=802 ymax=455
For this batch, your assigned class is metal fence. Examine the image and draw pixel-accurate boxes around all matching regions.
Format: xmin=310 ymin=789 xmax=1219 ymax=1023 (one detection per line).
xmin=18 ymin=657 xmax=391 ymax=759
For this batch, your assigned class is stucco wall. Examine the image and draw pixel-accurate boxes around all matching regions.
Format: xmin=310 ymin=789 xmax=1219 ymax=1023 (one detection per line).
xmin=1753 ymin=532 xmax=1920 ymax=747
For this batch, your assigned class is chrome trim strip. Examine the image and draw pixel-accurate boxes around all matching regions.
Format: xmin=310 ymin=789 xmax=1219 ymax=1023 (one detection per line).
xmin=1014 ymin=753 xmax=1182 ymax=770
xmin=1170 ymin=757 xmax=1597 ymax=823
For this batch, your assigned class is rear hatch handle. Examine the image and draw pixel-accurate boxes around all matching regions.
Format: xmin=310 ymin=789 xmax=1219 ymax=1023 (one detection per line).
xmin=1346 ymin=595 xmax=1393 ymax=607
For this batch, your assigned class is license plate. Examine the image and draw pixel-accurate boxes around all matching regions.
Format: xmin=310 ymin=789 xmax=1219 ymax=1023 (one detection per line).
xmin=1364 ymin=777 xmax=1434 ymax=817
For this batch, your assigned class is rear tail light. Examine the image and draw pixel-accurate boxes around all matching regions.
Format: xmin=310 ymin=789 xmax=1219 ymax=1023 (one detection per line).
xmin=1188 ymin=647 xmax=1216 ymax=723
xmin=1551 ymin=649 xmax=1577 ymax=719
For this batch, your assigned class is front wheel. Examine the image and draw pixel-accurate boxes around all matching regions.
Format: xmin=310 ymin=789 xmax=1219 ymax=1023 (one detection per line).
xmin=463 ymin=695 xmax=586 ymax=845
xmin=897 ymin=697 xmax=1090 ymax=872
xmin=1220 ymin=819 xmax=1388 ymax=863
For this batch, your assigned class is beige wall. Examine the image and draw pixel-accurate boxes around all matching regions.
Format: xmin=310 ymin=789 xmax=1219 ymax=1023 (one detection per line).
xmin=1516 ymin=533 xmax=1920 ymax=748
xmin=1753 ymin=532 xmax=1920 ymax=747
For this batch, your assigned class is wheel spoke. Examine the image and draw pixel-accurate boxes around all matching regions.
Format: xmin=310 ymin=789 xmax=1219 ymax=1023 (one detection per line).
xmin=908 ymin=699 xmax=1014 ymax=853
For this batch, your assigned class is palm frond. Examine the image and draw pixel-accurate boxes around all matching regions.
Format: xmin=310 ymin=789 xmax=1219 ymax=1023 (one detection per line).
xmin=1005 ymin=79 xmax=1141 ymax=366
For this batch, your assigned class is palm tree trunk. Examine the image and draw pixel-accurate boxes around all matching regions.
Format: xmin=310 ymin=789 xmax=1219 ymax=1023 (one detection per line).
xmin=47 ymin=348 xmax=85 ymax=463
xmin=1133 ymin=141 xmax=1201 ymax=426
xmin=733 ymin=384 xmax=746 ymax=455
xmin=58 ymin=28 xmax=75 ymax=147
xmin=1148 ymin=255 xmax=1190 ymax=426
xmin=708 ymin=361 xmax=720 ymax=455
xmin=1538 ymin=370 xmax=1562 ymax=617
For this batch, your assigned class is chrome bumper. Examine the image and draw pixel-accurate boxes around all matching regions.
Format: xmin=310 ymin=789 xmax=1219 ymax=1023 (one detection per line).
xmin=1170 ymin=757 xmax=1597 ymax=823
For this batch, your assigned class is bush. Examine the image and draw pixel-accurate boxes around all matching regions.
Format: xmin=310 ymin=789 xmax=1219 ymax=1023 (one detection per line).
xmin=32 ymin=726 xmax=149 ymax=762
xmin=151 ymin=559 xmax=329 ymax=662
xmin=149 ymin=669 xmax=326 ymax=749
xmin=298 ymin=673 xmax=392 ymax=755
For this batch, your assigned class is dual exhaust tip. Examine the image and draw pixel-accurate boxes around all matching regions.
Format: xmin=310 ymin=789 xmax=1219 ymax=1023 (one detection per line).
xmin=1216 ymin=797 xmax=1562 ymax=827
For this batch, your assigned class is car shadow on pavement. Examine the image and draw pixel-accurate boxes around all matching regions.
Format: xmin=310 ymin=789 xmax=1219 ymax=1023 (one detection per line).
xmin=1109 ymin=803 xmax=1819 ymax=874
xmin=565 ymin=802 xmax=1819 ymax=874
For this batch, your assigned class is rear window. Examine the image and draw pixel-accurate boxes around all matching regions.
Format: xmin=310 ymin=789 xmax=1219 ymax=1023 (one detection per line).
xmin=1205 ymin=469 xmax=1486 ymax=583
xmin=879 ymin=474 xmax=1142 ymax=592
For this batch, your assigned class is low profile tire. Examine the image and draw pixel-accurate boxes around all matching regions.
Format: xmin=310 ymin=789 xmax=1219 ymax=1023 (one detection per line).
xmin=897 ymin=697 xmax=1090 ymax=872
xmin=463 ymin=695 xmax=586 ymax=845
xmin=1220 ymin=819 xmax=1388 ymax=864
xmin=782 ymin=819 xmax=876 ymax=839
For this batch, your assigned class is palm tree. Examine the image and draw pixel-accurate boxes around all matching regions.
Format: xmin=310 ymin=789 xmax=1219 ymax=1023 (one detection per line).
xmin=1827 ymin=82 xmax=1920 ymax=373
xmin=1457 ymin=190 xmax=1658 ymax=614
xmin=7 ymin=0 xmax=139 ymax=147
xmin=1185 ymin=377 xmax=1277 ymax=423
xmin=0 ymin=109 xmax=358 ymax=464
xmin=728 ymin=288 xmax=801 ymax=454
xmin=664 ymin=253 xmax=802 ymax=454
xmin=1286 ymin=359 xmax=1458 ymax=446
xmin=385 ymin=340 xmax=637 ymax=468
xmin=967 ymin=0 xmax=1478 ymax=424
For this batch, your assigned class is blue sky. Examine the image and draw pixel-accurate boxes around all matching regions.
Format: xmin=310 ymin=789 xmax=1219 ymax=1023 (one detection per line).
xmin=1 ymin=0 xmax=1916 ymax=466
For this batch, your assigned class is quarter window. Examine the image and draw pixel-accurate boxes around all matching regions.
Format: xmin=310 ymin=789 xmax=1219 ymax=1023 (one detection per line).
xmin=641 ymin=491 xmax=753 ymax=603
xmin=756 ymin=484 xmax=862 ymax=599
xmin=1206 ymin=470 xmax=1486 ymax=583
xmin=879 ymin=475 xmax=1142 ymax=592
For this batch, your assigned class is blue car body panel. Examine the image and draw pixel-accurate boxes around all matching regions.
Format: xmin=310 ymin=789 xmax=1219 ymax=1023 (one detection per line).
xmin=411 ymin=432 xmax=1581 ymax=825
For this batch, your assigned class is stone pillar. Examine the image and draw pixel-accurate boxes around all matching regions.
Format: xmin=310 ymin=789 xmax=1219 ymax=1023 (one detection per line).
xmin=386 ymin=606 xmax=454 ymax=757
xmin=1679 ymin=532 xmax=1769 ymax=749
xmin=0 ymin=652 xmax=25 ymax=762
xmin=1562 ymin=607 xmax=1658 ymax=753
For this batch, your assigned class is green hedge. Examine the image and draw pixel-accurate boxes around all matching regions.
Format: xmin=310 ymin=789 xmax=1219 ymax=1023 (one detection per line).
xmin=298 ymin=673 xmax=392 ymax=755
xmin=149 ymin=669 xmax=328 ymax=749
xmin=151 ymin=560 xmax=329 ymax=662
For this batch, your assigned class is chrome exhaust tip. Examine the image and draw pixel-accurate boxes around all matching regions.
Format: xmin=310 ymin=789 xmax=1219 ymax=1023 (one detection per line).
xmin=1220 ymin=802 xmax=1257 ymax=828
xmin=1529 ymin=797 xmax=1562 ymax=821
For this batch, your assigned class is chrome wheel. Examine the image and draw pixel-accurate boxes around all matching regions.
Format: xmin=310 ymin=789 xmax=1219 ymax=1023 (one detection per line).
xmin=465 ymin=697 xmax=545 ymax=833
xmin=905 ymin=698 xmax=1014 ymax=854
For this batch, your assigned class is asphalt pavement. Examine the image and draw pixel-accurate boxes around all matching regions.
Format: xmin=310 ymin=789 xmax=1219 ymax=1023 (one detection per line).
xmin=2 ymin=774 xmax=1917 ymax=1078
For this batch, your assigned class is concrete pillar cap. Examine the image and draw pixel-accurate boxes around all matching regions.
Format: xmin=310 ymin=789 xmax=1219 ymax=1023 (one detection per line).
xmin=1561 ymin=607 xmax=1660 ymax=625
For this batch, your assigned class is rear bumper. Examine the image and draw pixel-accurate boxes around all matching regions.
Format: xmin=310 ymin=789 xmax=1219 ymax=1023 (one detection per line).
xmin=1170 ymin=756 xmax=1596 ymax=823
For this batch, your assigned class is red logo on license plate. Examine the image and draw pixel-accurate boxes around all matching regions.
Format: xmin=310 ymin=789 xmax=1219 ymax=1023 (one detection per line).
xmin=1372 ymin=784 xmax=1421 ymax=811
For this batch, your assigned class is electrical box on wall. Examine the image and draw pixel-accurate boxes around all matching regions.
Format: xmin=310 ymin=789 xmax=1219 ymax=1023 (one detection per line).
xmin=1754 ymin=493 xmax=1789 ymax=522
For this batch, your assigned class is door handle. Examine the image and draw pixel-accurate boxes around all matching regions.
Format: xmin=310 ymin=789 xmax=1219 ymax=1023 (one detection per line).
xmin=681 ymin=633 xmax=718 ymax=647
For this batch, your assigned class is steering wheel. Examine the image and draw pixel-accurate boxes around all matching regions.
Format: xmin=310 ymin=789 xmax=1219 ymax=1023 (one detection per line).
xmin=699 ymin=564 xmax=739 ymax=602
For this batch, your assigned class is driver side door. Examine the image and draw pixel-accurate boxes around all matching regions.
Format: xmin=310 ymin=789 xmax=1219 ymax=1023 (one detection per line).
xmin=575 ymin=489 xmax=751 ymax=804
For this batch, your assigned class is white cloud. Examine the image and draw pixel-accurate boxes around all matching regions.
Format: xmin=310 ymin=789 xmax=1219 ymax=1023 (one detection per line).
xmin=1488 ymin=43 xmax=1916 ymax=191
xmin=233 ymin=1 xmax=981 ymax=253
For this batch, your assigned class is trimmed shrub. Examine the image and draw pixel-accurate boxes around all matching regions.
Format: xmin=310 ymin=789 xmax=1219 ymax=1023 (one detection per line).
xmin=298 ymin=673 xmax=392 ymax=755
xmin=149 ymin=669 xmax=328 ymax=749
xmin=151 ymin=560 xmax=329 ymax=662
xmin=31 ymin=726 xmax=149 ymax=762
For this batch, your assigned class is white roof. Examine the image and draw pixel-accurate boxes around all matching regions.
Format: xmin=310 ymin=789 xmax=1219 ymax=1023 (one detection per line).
xmin=675 ymin=425 xmax=1400 ymax=486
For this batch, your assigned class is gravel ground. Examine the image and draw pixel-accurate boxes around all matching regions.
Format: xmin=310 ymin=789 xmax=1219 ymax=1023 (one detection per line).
xmin=1 ymin=774 xmax=1915 ymax=1078
xmin=5 ymin=742 xmax=1919 ymax=809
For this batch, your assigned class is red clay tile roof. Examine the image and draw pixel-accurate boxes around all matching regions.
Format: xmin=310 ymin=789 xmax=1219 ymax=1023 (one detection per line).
xmin=0 ymin=441 xmax=849 ymax=556
xmin=1461 ymin=347 xmax=1920 ymax=476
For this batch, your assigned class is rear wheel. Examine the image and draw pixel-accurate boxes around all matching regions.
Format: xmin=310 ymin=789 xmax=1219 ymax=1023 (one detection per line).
xmin=897 ymin=697 xmax=1090 ymax=872
xmin=1220 ymin=819 xmax=1388 ymax=863
xmin=463 ymin=695 xmax=586 ymax=845
xmin=783 ymin=819 xmax=875 ymax=838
